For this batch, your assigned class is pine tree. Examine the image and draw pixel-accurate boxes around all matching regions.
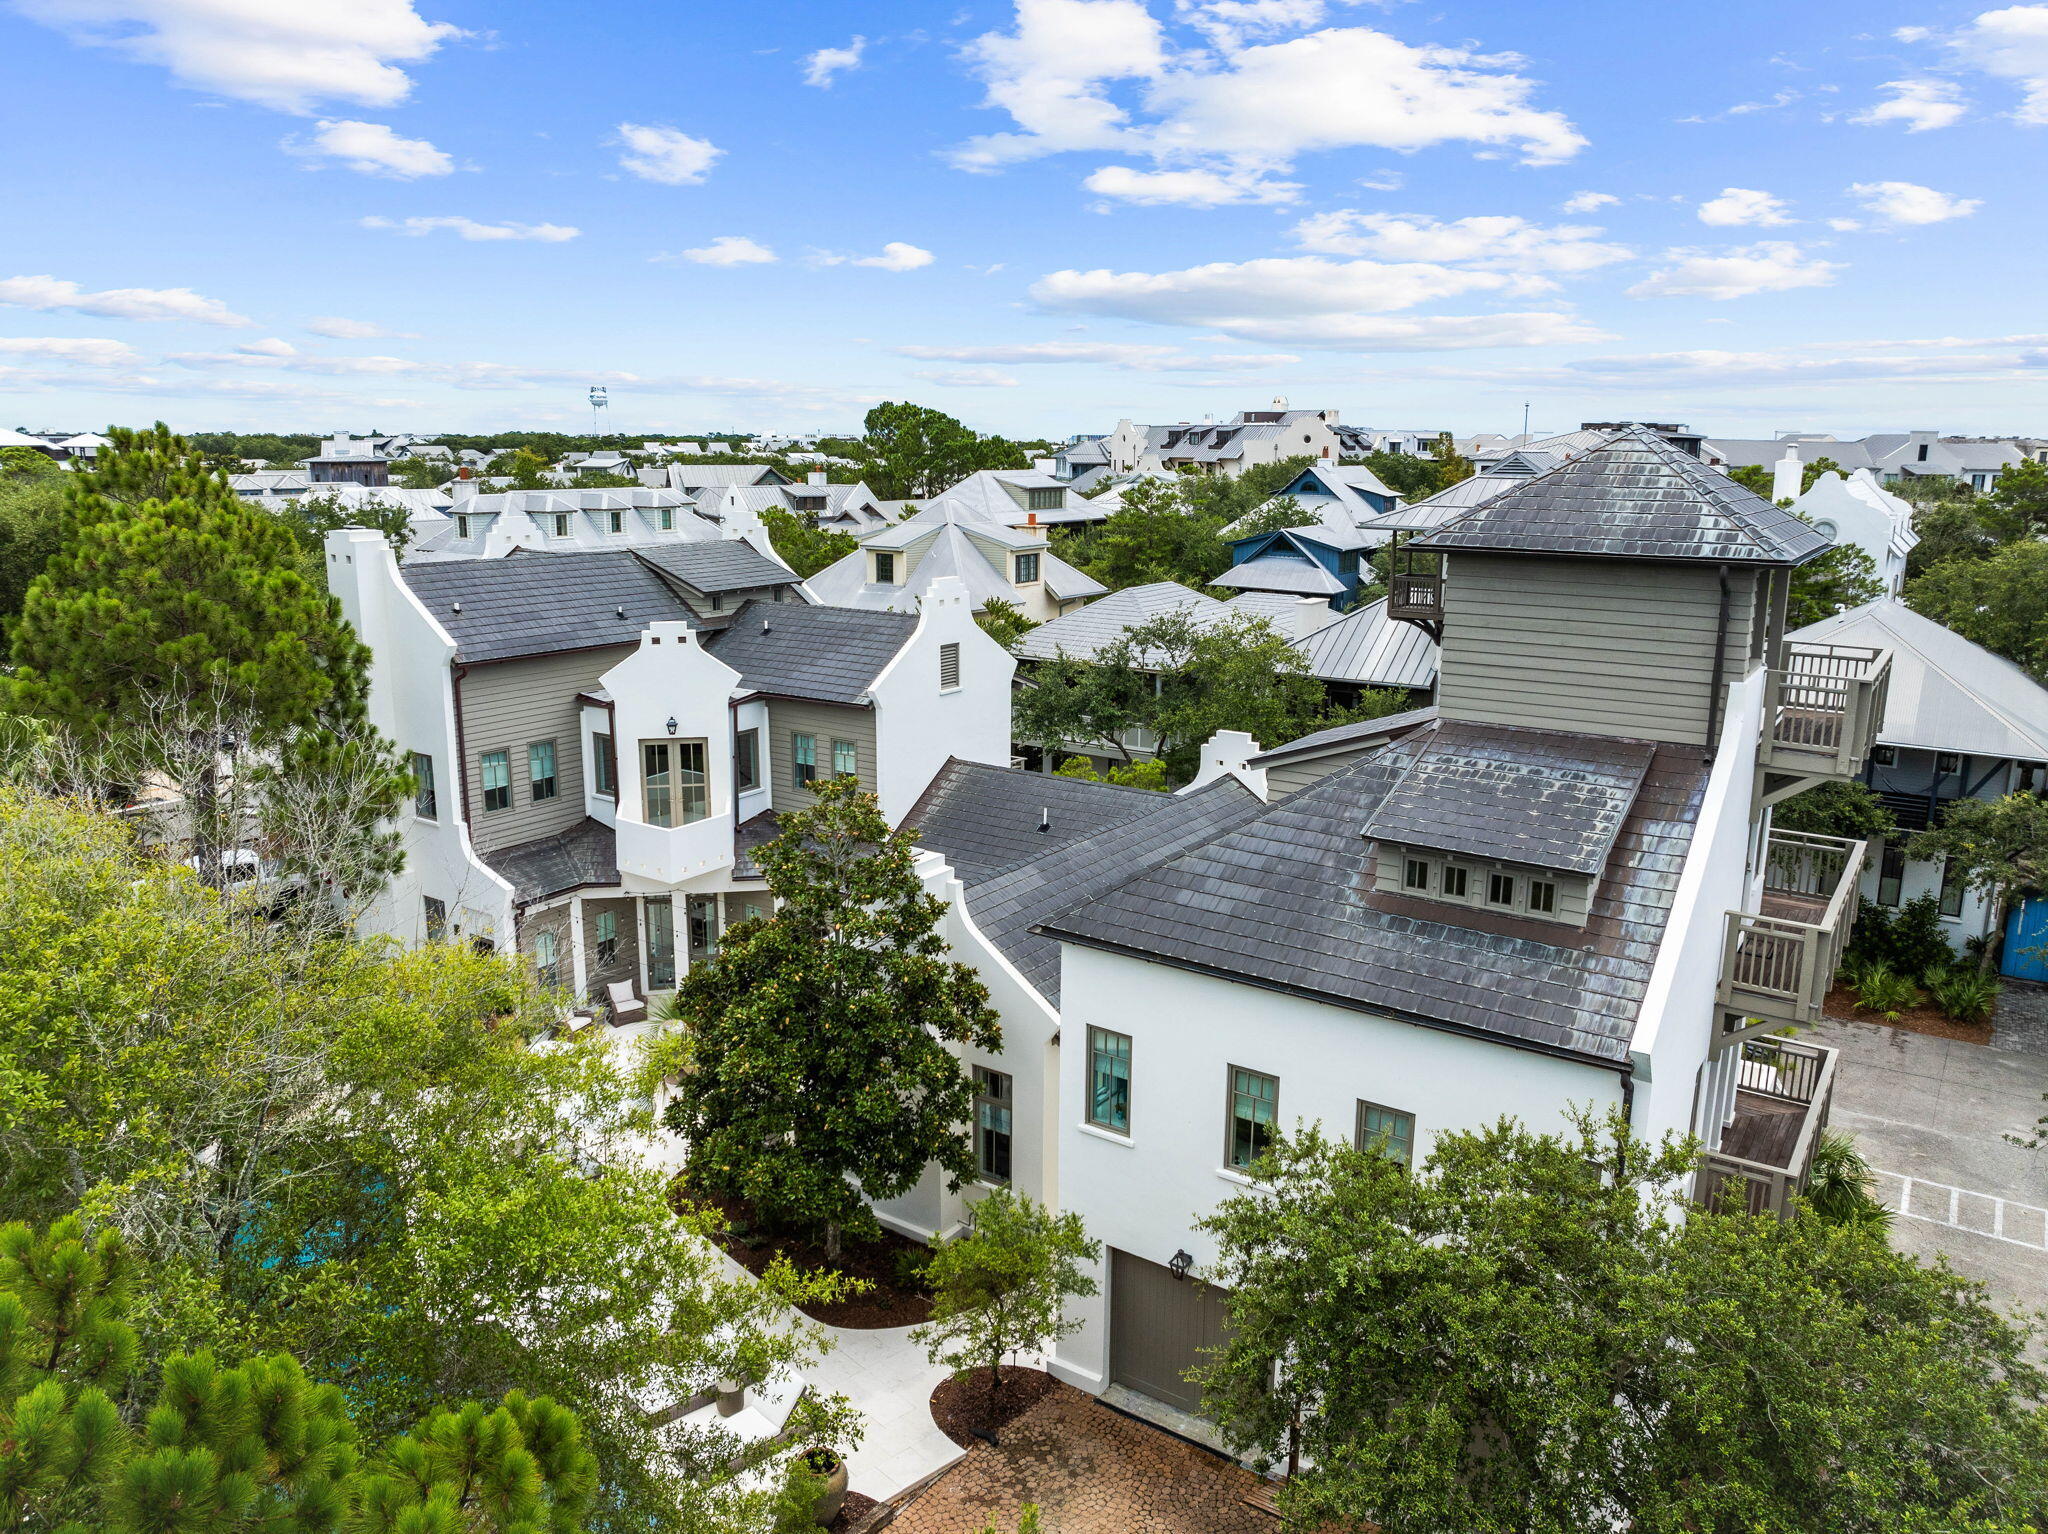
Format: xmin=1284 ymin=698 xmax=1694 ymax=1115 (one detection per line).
xmin=668 ymin=777 xmax=1003 ymax=1256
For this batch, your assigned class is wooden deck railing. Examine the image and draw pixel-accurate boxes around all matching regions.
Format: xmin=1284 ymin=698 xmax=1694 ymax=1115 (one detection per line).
xmin=1385 ymin=540 xmax=1444 ymax=624
xmin=1761 ymin=643 xmax=1891 ymax=780
xmin=1717 ymin=830 xmax=1866 ymax=1029
xmin=1694 ymin=1037 xmax=1839 ymax=1218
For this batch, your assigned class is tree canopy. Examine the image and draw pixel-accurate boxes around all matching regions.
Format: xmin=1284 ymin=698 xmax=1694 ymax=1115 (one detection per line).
xmin=1907 ymin=792 xmax=2048 ymax=971
xmin=1908 ymin=539 xmax=2048 ymax=680
xmin=1197 ymin=1113 xmax=2048 ymax=1534
xmin=1054 ymin=459 xmax=1327 ymax=593
xmin=758 ymin=507 xmax=857 ymax=578
xmin=852 ymin=402 xmax=1029 ymax=500
xmin=666 ymin=778 xmax=1002 ymax=1252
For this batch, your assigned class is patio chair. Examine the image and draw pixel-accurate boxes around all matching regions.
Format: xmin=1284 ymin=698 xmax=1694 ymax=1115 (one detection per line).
xmin=607 ymin=981 xmax=647 ymax=1024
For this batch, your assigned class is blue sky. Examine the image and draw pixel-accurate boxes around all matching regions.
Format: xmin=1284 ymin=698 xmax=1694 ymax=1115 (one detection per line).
xmin=3 ymin=0 xmax=2046 ymax=440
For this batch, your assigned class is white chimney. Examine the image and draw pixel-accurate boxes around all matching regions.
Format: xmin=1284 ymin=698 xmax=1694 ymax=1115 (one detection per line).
xmin=1187 ymin=729 xmax=1268 ymax=800
xmin=807 ymin=470 xmax=827 ymax=486
xmin=1031 ymin=457 xmax=1056 ymax=473
xmin=450 ymin=471 xmax=478 ymax=505
xmin=1294 ymin=595 xmax=1336 ymax=638
xmin=1771 ymin=448 xmax=1803 ymax=505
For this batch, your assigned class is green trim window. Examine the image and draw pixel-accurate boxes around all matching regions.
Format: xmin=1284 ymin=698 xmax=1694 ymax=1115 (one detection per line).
xmin=594 ymin=910 xmax=618 ymax=967
xmin=974 ymin=1065 xmax=1013 ymax=1184
xmin=1027 ymin=487 xmax=1063 ymax=511
xmin=591 ymin=732 xmax=616 ymax=798
xmin=1357 ymin=1101 xmax=1415 ymax=1168
xmin=1486 ymin=871 xmax=1515 ymax=907
xmin=1087 ymin=1027 xmax=1131 ymax=1134
xmin=792 ymin=732 xmax=817 ymax=788
xmin=1014 ymin=552 xmax=1041 ymax=584
xmin=528 ymin=740 xmax=557 ymax=802
xmin=1227 ymin=1067 xmax=1278 ymax=1170
xmin=833 ymin=739 xmax=858 ymax=777
xmin=735 ymin=728 xmax=759 ymax=792
xmin=533 ymin=930 xmax=559 ymax=988
xmin=411 ymin=751 xmax=437 ymax=820
xmin=874 ymin=551 xmax=896 ymax=584
xmin=480 ymin=750 xmax=511 ymax=812
xmin=1938 ymin=857 xmax=1965 ymax=918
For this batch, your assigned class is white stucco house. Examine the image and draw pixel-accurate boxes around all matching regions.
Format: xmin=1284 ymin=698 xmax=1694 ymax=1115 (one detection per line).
xmin=804 ymin=495 xmax=1105 ymax=622
xmin=899 ymin=428 xmax=1891 ymax=1425
xmin=1776 ymin=459 xmax=1919 ymax=595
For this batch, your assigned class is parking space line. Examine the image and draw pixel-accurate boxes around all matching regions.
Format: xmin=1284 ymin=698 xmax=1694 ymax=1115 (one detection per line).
xmin=1873 ymin=1170 xmax=2048 ymax=1252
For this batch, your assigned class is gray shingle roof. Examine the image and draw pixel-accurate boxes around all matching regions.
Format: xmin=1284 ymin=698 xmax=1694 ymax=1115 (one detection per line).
xmin=483 ymin=817 xmax=619 ymax=904
xmin=1414 ymin=426 xmax=1830 ymax=565
xmin=399 ymin=550 xmax=695 ymax=663
xmin=1247 ymin=704 xmax=1439 ymax=768
xmin=733 ymin=809 xmax=780 ymax=879
xmin=905 ymin=759 xmax=1174 ymax=884
xmin=1042 ymin=721 xmax=1711 ymax=1064
xmin=702 ymin=599 xmax=917 ymax=704
xmin=632 ymin=540 xmax=801 ymax=594
xmin=1360 ymin=722 xmax=1655 ymax=877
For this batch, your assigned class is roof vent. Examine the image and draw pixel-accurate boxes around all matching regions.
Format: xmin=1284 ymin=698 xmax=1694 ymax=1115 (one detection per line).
xmin=760 ymin=618 xmax=772 ymax=635
xmin=1038 ymin=807 xmax=1050 ymax=833
xmin=616 ymin=605 xmax=625 ymax=619
xmin=451 ymin=600 xmax=461 ymax=613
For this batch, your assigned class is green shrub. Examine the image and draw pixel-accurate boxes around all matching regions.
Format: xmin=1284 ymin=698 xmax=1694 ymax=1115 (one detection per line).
xmin=1845 ymin=894 xmax=1953 ymax=980
xmin=769 ymin=1453 xmax=828 ymax=1533
xmin=1805 ymin=1129 xmax=1892 ymax=1231
xmin=1851 ymin=962 xmax=1920 ymax=1020
xmin=1925 ymin=965 xmax=2002 ymax=1026
xmin=892 ymin=1243 xmax=934 ymax=1294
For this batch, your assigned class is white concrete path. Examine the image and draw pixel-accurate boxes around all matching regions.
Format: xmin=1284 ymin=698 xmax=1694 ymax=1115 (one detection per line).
xmin=807 ymin=1322 xmax=965 ymax=1500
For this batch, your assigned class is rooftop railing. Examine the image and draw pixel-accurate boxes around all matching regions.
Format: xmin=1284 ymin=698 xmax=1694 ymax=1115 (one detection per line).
xmin=1760 ymin=643 xmax=1891 ymax=781
xmin=1693 ymin=1036 xmax=1839 ymax=1218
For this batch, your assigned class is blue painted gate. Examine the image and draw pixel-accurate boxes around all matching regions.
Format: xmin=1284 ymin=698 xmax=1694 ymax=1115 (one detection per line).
xmin=2000 ymin=897 xmax=2048 ymax=981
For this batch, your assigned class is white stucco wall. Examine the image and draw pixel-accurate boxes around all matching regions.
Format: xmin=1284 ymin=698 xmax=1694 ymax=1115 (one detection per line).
xmin=1049 ymin=943 xmax=1621 ymax=1393
xmin=325 ymin=528 xmax=513 ymax=946
xmin=1626 ymin=668 xmax=1766 ymax=1146
xmin=869 ymin=577 xmax=1016 ymax=825
xmin=599 ymin=623 xmax=744 ymax=887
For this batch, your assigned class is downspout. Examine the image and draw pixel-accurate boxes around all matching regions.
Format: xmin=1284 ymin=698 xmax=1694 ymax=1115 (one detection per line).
xmin=1703 ymin=566 xmax=1731 ymax=762
xmin=451 ymin=659 xmax=473 ymax=825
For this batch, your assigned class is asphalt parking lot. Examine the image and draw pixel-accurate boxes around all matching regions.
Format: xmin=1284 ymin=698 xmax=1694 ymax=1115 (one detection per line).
xmin=1807 ymin=997 xmax=2048 ymax=1317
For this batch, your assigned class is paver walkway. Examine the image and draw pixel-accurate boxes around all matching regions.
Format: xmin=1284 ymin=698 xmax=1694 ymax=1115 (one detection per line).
xmin=888 ymin=1383 xmax=1273 ymax=1534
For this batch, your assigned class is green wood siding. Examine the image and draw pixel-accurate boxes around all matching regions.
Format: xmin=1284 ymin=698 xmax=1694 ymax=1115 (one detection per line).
xmin=460 ymin=646 xmax=633 ymax=852
xmin=764 ymin=698 xmax=879 ymax=811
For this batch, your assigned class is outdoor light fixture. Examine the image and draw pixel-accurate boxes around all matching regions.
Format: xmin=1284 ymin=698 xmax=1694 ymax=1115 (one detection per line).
xmin=1168 ymin=1249 xmax=1194 ymax=1281
xmin=666 ymin=717 xmax=678 ymax=735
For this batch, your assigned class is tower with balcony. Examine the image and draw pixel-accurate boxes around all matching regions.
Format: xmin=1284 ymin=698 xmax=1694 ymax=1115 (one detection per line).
xmin=1397 ymin=426 xmax=1891 ymax=1214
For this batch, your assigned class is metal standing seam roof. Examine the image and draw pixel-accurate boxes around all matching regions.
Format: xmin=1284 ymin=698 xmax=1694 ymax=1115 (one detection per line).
xmin=701 ymin=599 xmax=918 ymax=704
xmin=1040 ymin=720 xmax=1712 ymax=1066
xmin=1360 ymin=722 xmax=1656 ymax=877
xmin=1292 ymin=597 xmax=1440 ymax=690
xmin=398 ymin=550 xmax=696 ymax=663
xmin=1014 ymin=582 xmax=1228 ymax=663
xmin=1414 ymin=426 xmax=1831 ymax=565
xmin=1210 ymin=557 xmax=1348 ymax=596
xmin=1246 ymin=704 xmax=1440 ymax=767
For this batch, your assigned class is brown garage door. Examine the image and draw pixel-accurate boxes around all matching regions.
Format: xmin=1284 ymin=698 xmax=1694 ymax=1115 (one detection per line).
xmin=1108 ymin=1248 xmax=1232 ymax=1414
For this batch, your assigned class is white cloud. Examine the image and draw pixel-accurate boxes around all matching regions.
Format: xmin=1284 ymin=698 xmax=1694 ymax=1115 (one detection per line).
xmin=1828 ymin=217 xmax=1864 ymax=231
xmin=674 ymin=236 xmax=778 ymax=266
xmin=802 ymin=35 xmax=866 ymax=87
xmin=0 ymin=336 xmax=140 ymax=365
xmin=305 ymin=315 xmax=416 ymax=339
xmin=1560 ymin=190 xmax=1618 ymax=212
xmin=893 ymin=341 xmax=1300 ymax=370
xmin=1290 ymin=210 xmax=1631 ymax=284
xmin=1356 ymin=169 xmax=1404 ymax=191
xmin=0 ymin=273 xmax=251 ymax=325
xmin=1852 ymin=78 xmax=1968 ymax=131
xmin=14 ymin=0 xmax=461 ymax=113
xmin=282 ymin=118 xmax=453 ymax=177
xmin=950 ymin=0 xmax=1585 ymax=201
xmin=1696 ymin=187 xmax=1794 ymax=227
xmin=1028 ymin=254 xmax=1609 ymax=348
xmin=852 ymin=242 xmax=936 ymax=271
xmin=909 ymin=367 xmax=1020 ymax=387
xmin=1847 ymin=179 xmax=1983 ymax=224
xmin=1085 ymin=164 xmax=1299 ymax=205
xmin=237 ymin=337 xmax=298 ymax=356
xmin=1626 ymin=242 xmax=1841 ymax=300
xmin=613 ymin=123 xmax=721 ymax=185
xmin=1946 ymin=5 xmax=2048 ymax=122
xmin=359 ymin=215 xmax=580 ymax=242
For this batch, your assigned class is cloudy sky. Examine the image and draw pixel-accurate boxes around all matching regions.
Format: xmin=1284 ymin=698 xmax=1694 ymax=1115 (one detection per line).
xmin=4 ymin=0 xmax=2045 ymax=439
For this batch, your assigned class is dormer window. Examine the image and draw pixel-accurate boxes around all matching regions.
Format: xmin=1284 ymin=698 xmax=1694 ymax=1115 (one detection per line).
xmin=1379 ymin=846 xmax=1583 ymax=927
xmin=659 ymin=506 xmax=674 ymax=531
xmin=1014 ymin=552 xmax=1041 ymax=584
xmin=1027 ymin=487 xmax=1064 ymax=511
xmin=455 ymin=514 xmax=471 ymax=539
xmin=1486 ymin=872 xmax=1515 ymax=907
xmin=1528 ymin=880 xmax=1557 ymax=915
xmin=873 ymin=551 xmax=897 ymax=585
xmin=608 ymin=510 xmax=624 ymax=534
xmin=552 ymin=513 xmax=570 ymax=537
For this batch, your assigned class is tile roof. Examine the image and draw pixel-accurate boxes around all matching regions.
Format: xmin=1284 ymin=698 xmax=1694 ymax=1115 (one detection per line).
xmin=631 ymin=539 xmax=801 ymax=594
xmin=399 ymin=549 xmax=694 ymax=663
xmin=1415 ymin=426 xmax=1830 ymax=565
xmin=702 ymin=599 xmax=917 ymax=703
xmin=1042 ymin=720 xmax=1711 ymax=1065
xmin=1360 ymin=721 xmax=1655 ymax=877
xmin=905 ymin=759 xmax=1174 ymax=884
xmin=483 ymin=817 xmax=619 ymax=904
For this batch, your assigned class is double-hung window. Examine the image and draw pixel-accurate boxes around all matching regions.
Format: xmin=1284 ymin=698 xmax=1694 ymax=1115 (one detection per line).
xmin=480 ymin=750 xmax=511 ymax=812
xmin=659 ymin=506 xmax=674 ymax=531
xmin=608 ymin=509 xmax=624 ymax=534
xmin=528 ymin=740 xmax=557 ymax=802
xmin=533 ymin=930 xmax=559 ymax=988
xmin=974 ymin=1066 xmax=1013 ymax=1183
xmin=1087 ymin=1027 xmax=1131 ymax=1134
xmin=735 ymin=728 xmax=759 ymax=792
xmin=1938 ymin=857 xmax=1965 ymax=918
xmin=874 ymin=551 xmax=896 ymax=584
xmin=792 ymin=732 xmax=817 ymax=788
xmin=594 ymin=910 xmax=618 ymax=967
xmin=1014 ymin=552 xmax=1041 ymax=584
xmin=1358 ymin=1101 xmax=1416 ymax=1168
xmin=552 ymin=513 xmax=570 ymax=537
xmin=833 ymin=739 xmax=858 ymax=778
xmin=411 ymin=751 xmax=438 ymax=819
xmin=1878 ymin=843 xmax=1906 ymax=907
xmin=591 ymin=732 xmax=616 ymax=798
xmin=1227 ymin=1067 xmax=1278 ymax=1170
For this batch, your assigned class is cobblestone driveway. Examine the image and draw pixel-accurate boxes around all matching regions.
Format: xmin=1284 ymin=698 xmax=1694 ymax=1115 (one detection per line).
xmin=888 ymin=1384 xmax=1274 ymax=1534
